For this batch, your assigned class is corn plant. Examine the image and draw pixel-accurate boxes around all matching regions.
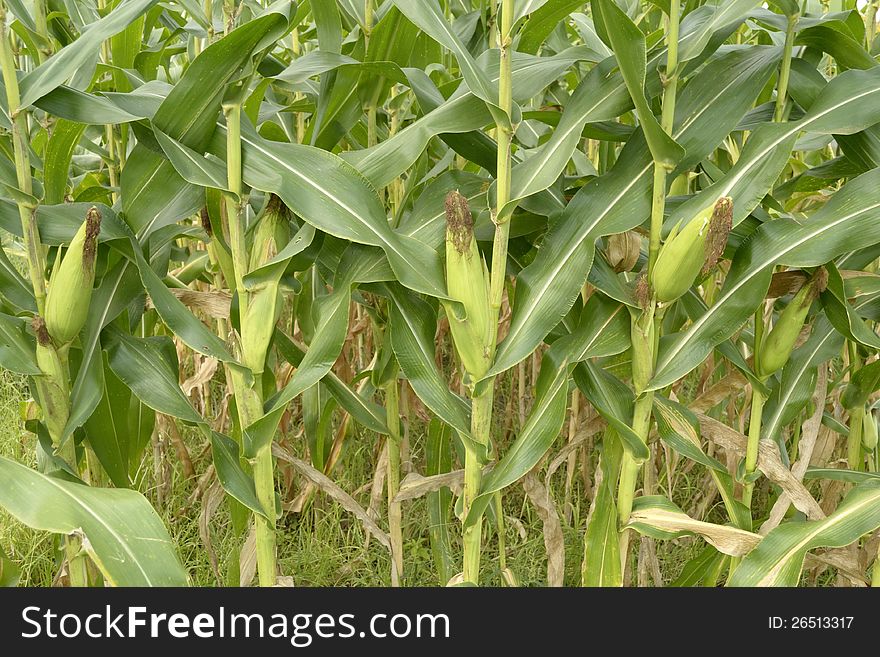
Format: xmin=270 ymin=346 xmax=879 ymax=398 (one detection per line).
xmin=1 ymin=0 xmax=880 ymax=589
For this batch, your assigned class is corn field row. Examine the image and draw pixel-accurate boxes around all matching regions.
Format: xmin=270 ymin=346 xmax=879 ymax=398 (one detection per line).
xmin=1 ymin=0 xmax=880 ymax=587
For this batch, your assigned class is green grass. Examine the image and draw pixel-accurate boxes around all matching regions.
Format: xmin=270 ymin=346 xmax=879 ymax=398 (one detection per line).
xmin=0 ymin=366 xmax=729 ymax=587
xmin=0 ymin=370 xmax=60 ymax=586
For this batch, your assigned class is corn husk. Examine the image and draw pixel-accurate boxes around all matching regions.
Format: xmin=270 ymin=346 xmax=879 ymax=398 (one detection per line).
xmin=651 ymin=196 xmax=732 ymax=303
xmin=44 ymin=207 xmax=101 ymax=344
xmin=31 ymin=316 xmax=69 ymax=442
xmin=241 ymin=195 xmax=287 ymax=374
xmin=757 ymin=268 xmax=828 ymax=378
xmin=443 ymin=191 xmax=492 ymax=381
xmin=241 ymin=281 xmax=282 ymax=374
xmin=248 ymin=195 xmax=289 ymax=272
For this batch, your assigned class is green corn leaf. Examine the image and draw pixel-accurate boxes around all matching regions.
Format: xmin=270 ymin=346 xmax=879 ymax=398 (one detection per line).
xmin=575 ymin=361 xmax=649 ymax=462
xmin=214 ymin=120 xmax=448 ymax=299
xmin=273 ymin=330 xmax=388 ymax=436
xmin=0 ymin=312 xmax=40 ymax=375
xmin=426 ymin=418 xmax=455 ymax=586
xmin=667 ymin=66 xmax=880 ymax=234
xmin=151 ymin=128 xmax=231 ymax=192
xmin=494 ymin=55 xmax=633 ymax=220
xmin=581 ymin=477 xmax=622 ymax=586
xmin=386 ymin=283 xmax=471 ymax=439
xmin=34 ymin=86 xmax=147 ymax=124
xmin=390 ymin=0 xmax=516 ymax=127
xmin=591 ymin=0 xmax=683 ymax=168
xmin=676 ymin=0 xmax=763 ymax=65
xmin=730 ymin=481 xmax=880 ymax=586
xmin=42 ymin=119 xmax=86 ymax=204
xmin=0 ymin=456 xmax=188 ymax=586
xmin=464 ymin=292 xmax=630 ymax=529
xmin=519 ymin=0 xmax=585 ymax=53
xmin=211 ymin=432 xmax=269 ymax=519
xmin=821 ymin=263 xmax=880 ymax=351
xmin=243 ymin=279 xmax=352 ymax=457
xmin=0 ymin=246 xmax=35 ymax=312
xmin=18 ymin=0 xmax=159 ymax=108
xmin=0 ymin=201 xmax=128 ymax=245
xmin=491 ymin=44 xmax=780 ymax=377
xmin=763 ymin=315 xmax=843 ymax=441
xmin=121 ymin=2 xmax=295 ymax=236
xmin=0 ymin=545 xmax=21 ymax=587
xmin=82 ymin=352 xmax=138 ymax=488
xmin=669 ymin=545 xmax=728 ymax=587
xmin=653 ymin=396 xmax=726 ymax=473
xmin=343 ymin=47 xmax=598 ymax=190
xmin=796 ymin=18 xmax=876 ymax=71
xmin=841 ymin=360 xmax=880 ymax=410
xmin=464 ymin=348 xmax=569 ymax=527
xmin=105 ymin=330 xmax=204 ymax=426
xmin=63 ymin=260 xmax=143 ymax=441
xmin=803 ymin=468 xmax=880 ymax=484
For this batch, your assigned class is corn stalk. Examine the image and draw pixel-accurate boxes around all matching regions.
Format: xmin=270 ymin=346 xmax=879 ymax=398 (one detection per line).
xmin=0 ymin=0 xmax=877 ymax=592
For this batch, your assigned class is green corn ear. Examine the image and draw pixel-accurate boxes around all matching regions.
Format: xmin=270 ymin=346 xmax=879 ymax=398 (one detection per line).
xmin=862 ymin=411 xmax=877 ymax=451
xmin=44 ymin=207 xmax=101 ymax=345
xmin=31 ymin=316 xmax=69 ymax=442
xmin=630 ymin=309 xmax=655 ymax=394
xmin=241 ymin=279 xmax=282 ymax=374
xmin=651 ymin=196 xmax=732 ymax=303
xmin=757 ymin=268 xmax=828 ymax=378
xmin=444 ymin=191 xmax=492 ymax=381
xmin=241 ymin=195 xmax=287 ymax=374
xmin=248 ymin=195 xmax=288 ymax=272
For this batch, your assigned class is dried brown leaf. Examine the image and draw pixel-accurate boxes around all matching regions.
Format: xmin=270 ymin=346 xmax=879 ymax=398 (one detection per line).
xmin=272 ymin=444 xmax=392 ymax=551
xmin=627 ymin=506 xmax=761 ymax=557
xmin=522 ymin=472 xmax=565 ymax=587
xmin=761 ymin=369 xmax=827 ymax=534
xmin=696 ymin=414 xmax=824 ymax=520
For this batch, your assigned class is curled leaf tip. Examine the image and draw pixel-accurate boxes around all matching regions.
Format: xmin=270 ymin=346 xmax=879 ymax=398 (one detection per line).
xmin=607 ymin=231 xmax=641 ymax=273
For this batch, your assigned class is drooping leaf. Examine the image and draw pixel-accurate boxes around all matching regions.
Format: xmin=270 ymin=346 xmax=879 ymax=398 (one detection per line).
xmin=730 ymin=481 xmax=880 ymax=586
xmin=591 ymin=0 xmax=683 ymax=168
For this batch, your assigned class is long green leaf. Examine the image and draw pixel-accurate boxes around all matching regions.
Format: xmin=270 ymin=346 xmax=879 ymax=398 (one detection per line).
xmin=591 ymin=0 xmax=683 ymax=167
xmin=18 ymin=0 xmax=159 ymax=108
xmin=730 ymin=481 xmax=880 ymax=586
xmin=0 ymin=456 xmax=188 ymax=586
